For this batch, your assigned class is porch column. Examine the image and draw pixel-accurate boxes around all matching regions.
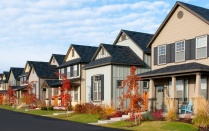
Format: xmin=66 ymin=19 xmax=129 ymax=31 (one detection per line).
xmin=148 ymin=79 xmax=156 ymax=111
xmin=171 ymin=76 xmax=177 ymax=98
xmin=195 ymin=73 xmax=201 ymax=97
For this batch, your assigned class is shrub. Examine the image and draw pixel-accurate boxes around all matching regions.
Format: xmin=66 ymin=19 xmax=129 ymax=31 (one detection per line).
xmin=41 ymin=106 xmax=47 ymax=110
xmin=112 ymin=111 xmax=123 ymax=117
xmin=105 ymin=106 xmax=115 ymax=116
xmin=47 ymin=106 xmax=53 ymax=110
xmin=74 ymin=104 xmax=83 ymax=114
xmin=164 ymin=97 xmax=178 ymax=121
xmin=152 ymin=109 xmax=163 ymax=121
xmin=192 ymin=96 xmax=209 ymax=129
xmin=141 ymin=111 xmax=154 ymax=121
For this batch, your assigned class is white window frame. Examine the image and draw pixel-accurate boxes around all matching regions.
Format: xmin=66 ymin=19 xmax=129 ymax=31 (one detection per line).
xmin=74 ymin=87 xmax=78 ymax=102
xmin=67 ymin=67 xmax=70 ymax=78
xmin=158 ymin=45 xmax=166 ymax=65
xmin=93 ymin=75 xmax=102 ymax=101
xmin=60 ymin=68 xmax=65 ymax=79
xmin=196 ymin=35 xmax=207 ymax=59
xmin=73 ymin=65 xmax=77 ymax=77
xmin=175 ymin=40 xmax=185 ymax=62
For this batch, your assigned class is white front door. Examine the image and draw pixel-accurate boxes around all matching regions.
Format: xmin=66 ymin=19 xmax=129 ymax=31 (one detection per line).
xmin=156 ymin=86 xmax=164 ymax=109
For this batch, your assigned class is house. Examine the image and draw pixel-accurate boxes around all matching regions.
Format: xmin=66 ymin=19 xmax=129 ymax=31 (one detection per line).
xmin=27 ymin=62 xmax=58 ymax=102
xmin=0 ymin=72 xmax=9 ymax=91
xmin=85 ymin=29 xmax=153 ymax=109
xmin=7 ymin=67 xmax=24 ymax=104
xmin=139 ymin=1 xmax=209 ymax=111
xmin=56 ymin=44 xmax=97 ymax=106
xmin=41 ymin=54 xmax=65 ymax=106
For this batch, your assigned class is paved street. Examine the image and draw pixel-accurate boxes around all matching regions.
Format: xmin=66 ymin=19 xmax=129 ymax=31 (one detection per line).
xmin=0 ymin=109 xmax=125 ymax=131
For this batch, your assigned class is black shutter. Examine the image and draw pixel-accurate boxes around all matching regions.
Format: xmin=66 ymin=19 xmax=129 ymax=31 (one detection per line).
xmin=154 ymin=47 xmax=158 ymax=65
xmin=77 ymin=64 xmax=79 ymax=76
xmin=170 ymin=43 xmax=175 ymax=63
xmin=101 ymin=75 xmax=104 ymax=100
xmin=70 ymin=66 xmax=73 ymax=77
xmin=185 ymin=39 xmax=191 ymax=60
xmin=207 ymin=35 xmax=209 ymax=57
xmin=91 ymin=76 xmax=93 ymax=101
xmin=166 ymin=44 xmax=171 ymax=63
xmin=64 ymin=68 xmax=67 ymax=76
xmin=190 ymin=38 xmax=196 ymax=59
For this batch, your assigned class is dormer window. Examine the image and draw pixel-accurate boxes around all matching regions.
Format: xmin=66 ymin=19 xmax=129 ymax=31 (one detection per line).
xmin=72 ymin=49 xmax=74 ymax=57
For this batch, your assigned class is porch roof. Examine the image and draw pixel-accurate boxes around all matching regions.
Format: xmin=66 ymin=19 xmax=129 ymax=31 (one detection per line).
xmin=50 ymin=78 xmax=80 ymax=88
xmin=139 ymin=62 xmax=209 ymax=79
xmin=11 ymin=86 xmax=26 ymax=91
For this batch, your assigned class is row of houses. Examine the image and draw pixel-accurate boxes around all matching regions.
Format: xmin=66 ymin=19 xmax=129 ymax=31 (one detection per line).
xmin=1 ymin=1 xmax=209 ymax=111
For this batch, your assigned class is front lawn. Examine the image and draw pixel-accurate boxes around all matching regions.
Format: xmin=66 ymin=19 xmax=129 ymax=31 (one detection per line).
xmin=101 ymin=121 xmax=198 ymax=131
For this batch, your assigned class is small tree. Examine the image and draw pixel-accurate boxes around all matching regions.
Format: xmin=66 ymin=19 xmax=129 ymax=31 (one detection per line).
xmin=53 ymin=73 xmax=71 ymax=117
xmin=119 ymin=66 xmax=144 ymax=125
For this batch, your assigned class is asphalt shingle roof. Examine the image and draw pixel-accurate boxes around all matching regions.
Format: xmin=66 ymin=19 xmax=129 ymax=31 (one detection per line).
xmin=45 ymin=80 xmax=60 ymax=87
xmin=31 ymin=62 xmax=58 ymax=79
xmin=52 ymin=54 xmax=65 ymax=65
xmin=139 ymin=62 xmax=209 ymax=78
xmin=85 ymin=44 xmax=146 ymax=69
xmin=122 ymin=30 xmax=153 ymax=53
xmin=58 ymin=44 xmax=97 ymax=68
xmin=179 ymin=1 xmax=209 ymax=22
xmin=10 ymin=68 xmax=24 ymax=80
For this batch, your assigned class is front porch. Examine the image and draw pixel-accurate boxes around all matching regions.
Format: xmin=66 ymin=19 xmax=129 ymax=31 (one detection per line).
xmin=139 ymin=62 xmax=209 ymax=113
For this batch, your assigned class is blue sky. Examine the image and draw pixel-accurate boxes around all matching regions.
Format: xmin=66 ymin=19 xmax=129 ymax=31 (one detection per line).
xmin=0 ymin=0 xmax=209 ymax=72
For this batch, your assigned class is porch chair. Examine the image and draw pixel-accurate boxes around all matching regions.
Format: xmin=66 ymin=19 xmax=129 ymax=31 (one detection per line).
xmin=179 ymin=100 xmax=193 ymax=114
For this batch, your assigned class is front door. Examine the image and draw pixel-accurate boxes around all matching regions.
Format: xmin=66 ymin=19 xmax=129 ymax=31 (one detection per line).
xmin=156 ymin=86 xmax=164 ymax=109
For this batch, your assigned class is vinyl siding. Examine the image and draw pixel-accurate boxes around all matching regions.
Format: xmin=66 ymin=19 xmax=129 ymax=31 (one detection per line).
xmin=86 ymin=65 xmax=111 ymax=106
xmin=95 ymin=48 xmax=110 ymax=60
xmin=66 ymin=47 xmax=80 ymax=61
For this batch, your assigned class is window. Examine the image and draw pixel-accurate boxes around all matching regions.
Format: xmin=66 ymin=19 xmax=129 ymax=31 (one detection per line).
xmin=176 ymin=79 xmax=188 ymax=103
xmin=117 ymin=80 xmax=123 ymax=88
xmin=101 ymin=48 xmax=104 ymax=55
xmin=60 ymin=68 xmax=65 ymax=79
xmin=74 ymin=87 xmax=78 ymax=102
xmin=33 ymin=84 xmax=36 ymax=94
xmin=196 ymin=35 xmax=207 ymax=59
xmin=67 ymin=67 xmax=70 ymax=78
xmin=175 ymin=41 xmax=185 ymax=62
xmin=143 ymin=81 xmax=149 ymax=89
xmin=201 ymin=78 xmax=207 ymax=99
xmin=93 ymin=75 xmax=101 ymax=101
xmin=73 ymin=65 xmax=77 ymax=77
xmin=72 ymin=49 xmax=74 ymax=57
xmin=158 ymin=45 xmax=166 ymax=65
xmin=121 ymin=34 xmax=126 ymax=41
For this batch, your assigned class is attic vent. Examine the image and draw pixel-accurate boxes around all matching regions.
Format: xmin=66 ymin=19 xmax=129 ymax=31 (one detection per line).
xmin=177 ymin=11 xmax=183 ymax=19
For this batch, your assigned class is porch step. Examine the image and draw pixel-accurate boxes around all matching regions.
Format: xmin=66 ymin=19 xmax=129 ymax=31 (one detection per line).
xmin=122 ymin=115 xmax=130 ymax=118
xmin=110 ymin=117 xmax=127 ymax=121
xmin=98 ymin=120 xmax=116 ymax=124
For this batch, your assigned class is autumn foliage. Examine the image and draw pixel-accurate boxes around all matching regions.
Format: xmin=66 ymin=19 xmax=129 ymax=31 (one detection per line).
xmin=119 ymin=66 xmax=144 ymax=113
xmin=7 ymin=86 xmax=17 ymax=105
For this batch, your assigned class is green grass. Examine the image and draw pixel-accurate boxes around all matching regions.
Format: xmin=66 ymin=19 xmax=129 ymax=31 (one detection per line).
xmin=101 ymin=121 xmax=198 ymax=131
xmin=50 ymin=114 xmax=100 ymax=123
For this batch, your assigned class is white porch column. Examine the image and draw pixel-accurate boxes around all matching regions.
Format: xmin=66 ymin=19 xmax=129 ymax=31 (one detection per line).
xmin=148 ymin=79 xmax=156 ymax=111
xmin=171 ymin=76 xmax=177 ymax=98
xmin=195 ymin=73 xmax=201 ymax=97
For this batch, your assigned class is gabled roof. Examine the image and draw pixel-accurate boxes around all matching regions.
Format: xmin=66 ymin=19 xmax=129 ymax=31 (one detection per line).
xmin=59 ymin=44 xmax=97 ymax=68
xmin=28 ymin=62 xmax=58 ymax=79
xmin=9 ymin=68 xmax=24 ymax=81
xmin=49 ymin=54 xmax=65 ymax=65
xmin=3 ymin=71 xmax=9 ymax=79
xmin=147 ymin=1 xmax=209 ymax=47
xmin=139 ymin=62 xmax=209 ymax=78
xmin=85 ymin=44 xmax=146 ymax=69
xmin=113 ymin=29 xmax=153 ymax=53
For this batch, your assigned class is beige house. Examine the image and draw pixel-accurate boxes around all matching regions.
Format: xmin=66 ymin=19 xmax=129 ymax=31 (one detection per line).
xmin=139 ymin=1 xmax=209 ymax=111
xmin=0 ymin=71 xmax=9 ymax=92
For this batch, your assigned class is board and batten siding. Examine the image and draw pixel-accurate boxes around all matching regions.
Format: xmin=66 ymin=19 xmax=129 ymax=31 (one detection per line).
xmin=112 ymin=65 xmax=150 ymax=108
xmin=95 ymin=48 xmax=110 ymax=60
xmin=8 ymin=72 xmax=16 ymax=86
xmin=66 ymin=47 xmax=80 ymax=62
xmin=152 ymin=6 xmax=209 ymax=70
xmin=116 ymin=38 xmax=144 ymax=61
xmin=85 ymin=65 xmax=111 ymax=106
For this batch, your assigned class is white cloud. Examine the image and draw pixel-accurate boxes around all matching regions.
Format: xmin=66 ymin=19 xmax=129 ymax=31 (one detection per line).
xmin=0 ymin=0 xmax=172 ymax=72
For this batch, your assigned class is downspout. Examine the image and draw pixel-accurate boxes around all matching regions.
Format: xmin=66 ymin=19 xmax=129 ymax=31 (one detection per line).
xmin=80 ymin=64 xmax=82 ymax=104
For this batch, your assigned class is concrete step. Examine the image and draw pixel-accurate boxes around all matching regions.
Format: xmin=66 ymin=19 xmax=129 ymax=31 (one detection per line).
xmin=122 ymin=115 xmax=130 ymax=118
xmin=98 ymin=120 xmax=116 ymax=124
xmin=110 ymin=117 xmax=127 ymax=121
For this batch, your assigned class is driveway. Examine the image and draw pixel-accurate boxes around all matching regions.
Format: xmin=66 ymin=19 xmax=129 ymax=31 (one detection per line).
xmin=0 ymin=109 xmax=126 ymax=131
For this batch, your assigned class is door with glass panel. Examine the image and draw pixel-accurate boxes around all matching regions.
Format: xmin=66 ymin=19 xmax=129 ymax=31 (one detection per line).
xmin=156 ymin=86 xmax=164 ymax=109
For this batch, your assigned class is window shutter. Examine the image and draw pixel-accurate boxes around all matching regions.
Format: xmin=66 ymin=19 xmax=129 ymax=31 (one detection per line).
xmin=166 ymin=44 xmax=171 ymax=63
xmin=70 ymin=66 xmax=73 ymax=77
xmin=91 ymin=76 xmax=93 ymax=101
xmin=190 ymin=38 xmax=196 ymax=59
xmin=101 ymin=75 xmax=104 ymax=100
xmin=185 ymin=39 xmax=191 ymax=60
xmin=207 ymin=35 xmax=209 ymax=57
xmin=64 ymin=68 xmax=67 ymax=76
xmin=77 ymin=64 xmax=79 ymax=76
xmin=170 ymin=43 xmax=175 ymax=63
xmin=154 ymin=47 xmax=158 ymax=65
